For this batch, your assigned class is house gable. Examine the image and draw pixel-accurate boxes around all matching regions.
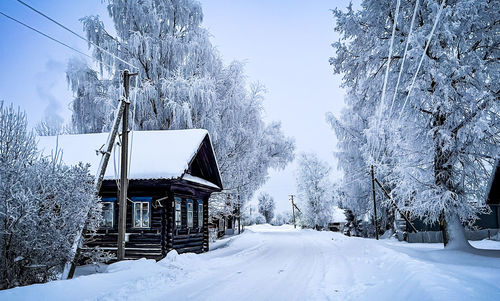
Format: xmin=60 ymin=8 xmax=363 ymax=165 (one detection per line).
xmin=487 ymin=160 xmax=499 ymax=205
xmin=185 ymin=134 xmax=223 ymax=190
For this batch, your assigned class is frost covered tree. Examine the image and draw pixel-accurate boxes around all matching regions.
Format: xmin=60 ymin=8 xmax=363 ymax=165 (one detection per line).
xmin=331 ymin=0 xmax=499 ymax=247
xmin=35 ymin=114 xmax=70 ymax=136
xmin=66 ymin=0 xmax=294 ymax=218
xmin=296 ymin=153 xmax=334 ymax=229
xmin=272 ymin=211 xmax=293 ymax=226
xmin=258 ymin=192 xmax=275 ymax=224
xmin=327 ymin=106 xmax=372 ymax=223
xmin=66 ymin=58 xmax=113 ymax=134
xmin=0 ymin=102 xmax=102 ymax=288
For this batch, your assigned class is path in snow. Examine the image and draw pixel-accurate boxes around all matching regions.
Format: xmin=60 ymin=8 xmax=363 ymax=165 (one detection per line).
xmin=2 ymin=224 xmax=500 ymax=301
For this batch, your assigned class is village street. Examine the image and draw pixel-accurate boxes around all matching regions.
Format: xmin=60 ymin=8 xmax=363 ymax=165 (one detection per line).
xmin=2 ymin=224 xmax=500 ymax=301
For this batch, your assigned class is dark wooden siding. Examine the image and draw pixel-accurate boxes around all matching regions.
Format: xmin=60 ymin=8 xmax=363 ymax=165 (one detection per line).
xmin=84 ymin=179 xmax=218 ymax=262
xmin=169 ymin=187 xmax=211 ymax=254
xmin=85 ymin=194 xmax=166 ymax=260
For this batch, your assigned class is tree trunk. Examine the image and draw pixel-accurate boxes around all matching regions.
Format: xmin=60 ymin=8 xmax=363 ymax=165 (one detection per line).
xmin=442 ymin=211 xmax=471 ymax=250
xmin=433 ymin=108 xmax=469 ymax=249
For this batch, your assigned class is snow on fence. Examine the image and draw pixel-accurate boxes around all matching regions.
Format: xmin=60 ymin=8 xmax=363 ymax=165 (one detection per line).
xmin=407 ymin=229 xmax=500 ymax=243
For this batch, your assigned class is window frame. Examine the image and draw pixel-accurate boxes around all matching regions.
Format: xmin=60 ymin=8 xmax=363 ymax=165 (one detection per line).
xmin=174 ymin=197 xmax=182 ymax=228
xmin=198 ymin=201 xmax=203 ymax=228
xmin=100 ymin=197 xmax=116 ymax=228
xmin=187 ymin=200 xmax=194 ymax=228
xmin=131 ymin=197 xmax=152 ymax=229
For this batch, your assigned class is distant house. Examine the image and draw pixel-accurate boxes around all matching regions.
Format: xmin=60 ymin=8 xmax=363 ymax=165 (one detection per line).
xmin=328 ymin=207 xmax=347 ymax=232
xmin=208 ymin=192 xmax=241 ymax=239
xmin=38 ymin=129 xmax=223 ymax=260
xmin=211 ymin=210 xmax=240 ymax=238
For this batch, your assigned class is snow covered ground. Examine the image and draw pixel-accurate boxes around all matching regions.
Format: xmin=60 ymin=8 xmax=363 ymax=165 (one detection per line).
xmin=2 ymin=224 xmax=499 ymax=301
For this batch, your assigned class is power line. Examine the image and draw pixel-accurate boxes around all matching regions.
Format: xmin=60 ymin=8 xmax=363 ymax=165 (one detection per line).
xmin=0 ymin=10 xmax=113 ymax=68
xmin=389 ymin=0 xmax=420 ymax=116
xmin=16 ymin=0 xmax=138 ymax=71
xmin=399 ymin=0 xmax=445 ymax=119
xmin=379 ymin=0 xmax=401 ymax=110
xmin=371 ymin=0 xmax=401 ymax=166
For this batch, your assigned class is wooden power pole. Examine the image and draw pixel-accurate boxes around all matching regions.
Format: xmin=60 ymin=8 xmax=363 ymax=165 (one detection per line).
xmin=290 ymin=195 xmax=296 ymax=228
xmin=290 ymin=195 xmax=301 ymax=229
xmin=117 ymin=69 xmax=137 ymax=260
xmin=371 ymin=165 xmax=379 ymax=240
xmin=237 ymin=194 xmax=241 ymax=234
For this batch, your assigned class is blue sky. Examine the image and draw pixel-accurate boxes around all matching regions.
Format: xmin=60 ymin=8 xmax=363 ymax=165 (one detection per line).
xmin=0 ymin=0 xmax=354 ymax=213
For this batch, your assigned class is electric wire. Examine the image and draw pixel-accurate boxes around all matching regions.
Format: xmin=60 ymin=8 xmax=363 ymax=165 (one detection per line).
xmin=380 ymin=0 xmax=401 ymax=111
xmin=15 ymin=0 xmax=139 ymax=71
xmin=0 ymin=10 xmax=116 ymax=70
xmin=371 ymin=0 xmax=401 ymax=165
xmin=389 ymin=0 xmax=420 ymax=116
xmin=399 ymin=0 xmax=445 ymax=119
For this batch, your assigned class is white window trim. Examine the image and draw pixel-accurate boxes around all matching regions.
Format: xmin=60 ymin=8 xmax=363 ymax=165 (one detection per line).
xmin=175 ymin=198 xmax=182 ymax=228
xmin=198 ymin=202 xmax=203 ymax=228
xmin=187 ymin=202 xmax=194 ymax=228
xmin=133 ymin=201 xmax=151 ymax=228
xmin=101 ymin=201 xmax=114 ymax=228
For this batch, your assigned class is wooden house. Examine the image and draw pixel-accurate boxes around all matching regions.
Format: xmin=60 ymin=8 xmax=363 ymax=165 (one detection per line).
xmin=37 ymin=129 xmax=223 ymax=260
xmin=327 ymin=207 xmax=347 ymax=232
xmin=476 ymin=159 xmax=500 ymax=229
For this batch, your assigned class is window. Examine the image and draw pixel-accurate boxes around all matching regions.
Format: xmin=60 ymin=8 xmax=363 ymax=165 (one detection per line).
xmin=175 ymin=197 xmax=182 ymax=227
xmin=132 ymin=197 xmax=151 ymax=228
xmin=187 ymin=200 xmax=193 ymax=228
xmin=198 ymin=202 xmax=203 ymax=228
xmin=101 ymin=198 xmax=115 ymax=228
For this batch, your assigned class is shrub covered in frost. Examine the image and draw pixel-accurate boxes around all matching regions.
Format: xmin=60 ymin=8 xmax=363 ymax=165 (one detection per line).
xmin=0 ymin=102 xmax=102 ymax=288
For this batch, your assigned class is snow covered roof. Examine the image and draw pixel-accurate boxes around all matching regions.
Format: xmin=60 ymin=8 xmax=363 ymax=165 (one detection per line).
xmin=37 ymin=129 xmax=222 ymax=189
xmin=331 ymin=207 xmax=347 ymax=223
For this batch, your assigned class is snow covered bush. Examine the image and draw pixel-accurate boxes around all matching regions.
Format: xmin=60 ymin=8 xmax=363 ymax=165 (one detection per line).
xmin=0 ymin=102 xmax=101 ymax=288
xmin=241 ymin=204 xmax=265 ymax=226
xmin=258 ymin=193 xmax=275 ymax=224
xmin=272 ymin=212 xmax=293 ymax=226
xmin=296 ymin=153 xmax=334 ymax=229
xmin=253 ymin=215 xmax=266 ymax=225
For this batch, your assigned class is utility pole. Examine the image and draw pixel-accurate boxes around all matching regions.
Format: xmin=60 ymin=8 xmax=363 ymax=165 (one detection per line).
xmin=373 ymin=178 xmax=418 ymax=233
xmin=117 ymin=69 xmax=137 ymax=260
xmin=371 ymin=165 xmax=379 ymax=240
xmin=64 ymin=97 xmax=126 ymax=279
xmin=290 ymin=194 xmax=297 ymax=228
xmin=237 ymin=194 xmax=241 ymax=234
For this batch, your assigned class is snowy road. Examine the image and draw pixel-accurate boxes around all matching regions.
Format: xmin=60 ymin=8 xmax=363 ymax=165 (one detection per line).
xmin=2 ymin=224 xmax=500 ymax=300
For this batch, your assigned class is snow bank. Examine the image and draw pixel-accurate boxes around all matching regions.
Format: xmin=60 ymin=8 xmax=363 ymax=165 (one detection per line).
xmin=1 ymin=225 xmax=499 ymax=300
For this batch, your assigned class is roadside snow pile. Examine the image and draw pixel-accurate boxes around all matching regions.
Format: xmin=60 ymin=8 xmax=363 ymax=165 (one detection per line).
xmin=1 ymin=225 xmax=499 ymax=301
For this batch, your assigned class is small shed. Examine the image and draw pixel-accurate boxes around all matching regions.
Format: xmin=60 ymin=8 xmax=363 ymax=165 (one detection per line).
xmin=37 ymin=129 xmax=223 ymax=260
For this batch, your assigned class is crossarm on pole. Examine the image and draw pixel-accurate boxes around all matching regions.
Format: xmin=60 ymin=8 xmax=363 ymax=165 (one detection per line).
xmin=374 ymin=178 xmax=418 ymax=233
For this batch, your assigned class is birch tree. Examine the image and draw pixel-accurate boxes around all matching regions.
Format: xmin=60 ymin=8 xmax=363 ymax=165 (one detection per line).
xmin=331 ymin=0 xmax=499 ymax=247
xmin=66 ymin=0 xmax=295 ymax=217
xmin=258 ymin=192 xmax=275 ymax=224
xmin=296 ymin=153 xmax=334 ymax=229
